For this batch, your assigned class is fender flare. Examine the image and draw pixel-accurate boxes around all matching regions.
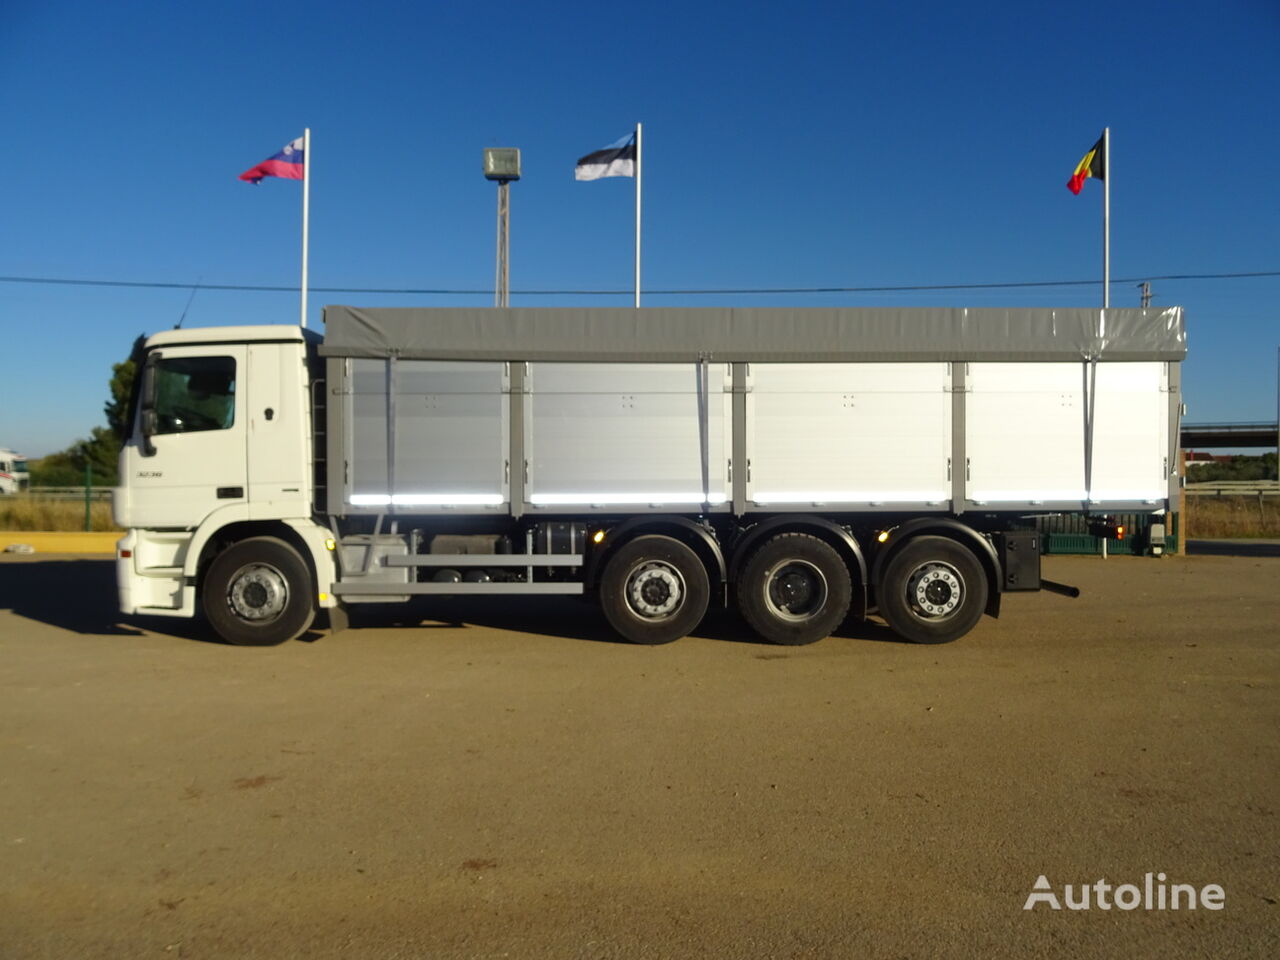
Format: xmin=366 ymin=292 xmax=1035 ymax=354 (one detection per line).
xmin=727 ymin=516 xmax=869 ymax=619
xmin=584 ymin=515 xmax=727 ymax=589
xmin=182 ymin=508 xmax=338 ymax=609
xmin=870 ymin=517 xmax=1002 ymax=617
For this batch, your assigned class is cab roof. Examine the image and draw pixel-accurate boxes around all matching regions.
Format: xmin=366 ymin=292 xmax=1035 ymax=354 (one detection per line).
xmin=145 ymin=325 xmax=320 ymax=349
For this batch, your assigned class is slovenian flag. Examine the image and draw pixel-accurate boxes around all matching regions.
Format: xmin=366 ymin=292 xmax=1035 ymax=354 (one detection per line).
xmin=239 ymin=136 xmax=305 ymax=184
xmin=575 ymin=131 xmax=636 ymax=181
xmin=1067 ymin=134 xmax=1105 ymax=195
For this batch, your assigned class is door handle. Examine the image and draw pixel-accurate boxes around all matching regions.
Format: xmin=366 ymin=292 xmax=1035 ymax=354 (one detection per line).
xmin=216 ymin=487 xmax=244 ymax=499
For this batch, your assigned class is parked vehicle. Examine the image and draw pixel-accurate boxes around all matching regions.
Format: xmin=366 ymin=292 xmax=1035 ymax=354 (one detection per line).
xmin=0 ymin=448 xmax=29 ymax=495
xmin=114 ymin=306 xmax=1185 ymax=646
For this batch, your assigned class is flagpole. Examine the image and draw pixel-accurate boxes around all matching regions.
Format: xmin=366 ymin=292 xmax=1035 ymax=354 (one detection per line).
xmin=634 ymin=122 xmax=642 ymax=309
xmin=301 ymin=127 xmax=311 ymax=328
xmin=1102 ymin=125 xmax=1110 ymax=309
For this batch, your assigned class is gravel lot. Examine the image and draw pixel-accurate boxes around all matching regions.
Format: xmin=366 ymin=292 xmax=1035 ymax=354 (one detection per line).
xmin=2 ymin=552 xmax=1277 ymax=958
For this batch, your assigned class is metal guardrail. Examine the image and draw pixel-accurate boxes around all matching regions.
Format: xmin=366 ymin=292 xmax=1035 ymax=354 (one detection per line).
xmin=1184 ymin=480 xmax=1280 ymax=497
xmin=19 ymin=487 xmax=115 ymax=502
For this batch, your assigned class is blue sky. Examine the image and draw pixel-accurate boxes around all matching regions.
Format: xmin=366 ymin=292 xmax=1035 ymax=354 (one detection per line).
xmin=1 ymin=0 xmax=1277 ymax=456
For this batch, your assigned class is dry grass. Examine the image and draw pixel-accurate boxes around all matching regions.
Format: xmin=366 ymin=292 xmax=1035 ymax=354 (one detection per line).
xmin=0 ymin=497 xmax=119 ymax=532
xmin=1182 ymin=495 xmax=1280 ymax=539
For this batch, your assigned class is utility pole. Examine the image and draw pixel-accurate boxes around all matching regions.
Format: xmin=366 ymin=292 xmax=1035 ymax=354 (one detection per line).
xmin=483 ymin=148 xmax=521 ymax=308
xmin=1138 ymin=281 xmax=1152 ymax=308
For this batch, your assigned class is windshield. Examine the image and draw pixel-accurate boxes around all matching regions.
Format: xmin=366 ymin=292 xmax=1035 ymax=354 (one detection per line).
xmin=13 ymin=460 xmax=27 ymax=473
xmin=152 ymin=356 xmax=236 ymax=434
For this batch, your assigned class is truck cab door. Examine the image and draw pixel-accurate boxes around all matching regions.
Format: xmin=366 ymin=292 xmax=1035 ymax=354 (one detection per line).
xmin=124 ymin=345 xmax=248 ymax=528
xmin=245 ymin=342 xmax=311 ymax=513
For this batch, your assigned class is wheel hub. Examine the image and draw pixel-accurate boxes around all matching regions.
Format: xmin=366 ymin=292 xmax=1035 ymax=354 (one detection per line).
xmin=227 ymin=562 xmax=289 ymax=622
xmin=764 ymin=560 xmax=828 ymax=622
xmin=907 ymin=562 xmax=963 ymax=618
xmin=626 ymin=562 xmax=685 ymax=619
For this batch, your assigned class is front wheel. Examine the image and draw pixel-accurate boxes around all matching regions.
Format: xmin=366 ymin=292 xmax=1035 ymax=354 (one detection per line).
xmin=879 ymin=536 xmax=987 ymax=644
xmin=202 ymin=537 xmax=316 ymax=646
xmin=599 ymin=535 xmax=710 ymax=644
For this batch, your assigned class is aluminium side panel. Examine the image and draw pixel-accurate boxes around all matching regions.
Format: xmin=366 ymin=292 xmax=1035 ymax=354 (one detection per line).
xmin=341 ymin=358 xmax=509 ymax=514
xmin=744 ymin=363 xmax=951 ymax=510
xmin=347 ymin=358 xmax=390 ymax=508
xmin=966 ymin=362 xmax=1086 ymax=506
xmin=965 ymin=361 xmax=1171 ymax=510
xmin=524 ymin=362 xmax=731 ymax=511
xmin=392 ymin=360 xmax=509 ymax=510
xmin=1089 ymin=362 xmax=1169 ymax=503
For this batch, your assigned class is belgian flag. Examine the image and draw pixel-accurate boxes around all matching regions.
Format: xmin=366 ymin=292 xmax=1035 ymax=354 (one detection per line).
xmin=1067 ymin=135 xmax=1106 ymax=194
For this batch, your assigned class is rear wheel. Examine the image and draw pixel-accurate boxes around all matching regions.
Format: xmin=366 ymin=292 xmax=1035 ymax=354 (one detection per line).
xmin=202 ymin=537 xmax=315 ymax=646
xmin=737 ymin=533 xmax=852 ymax=645
xmin=879 ymin=536 xmax=987 ymax=644
xmin=600 ymin=535 xmax=710 ymax=644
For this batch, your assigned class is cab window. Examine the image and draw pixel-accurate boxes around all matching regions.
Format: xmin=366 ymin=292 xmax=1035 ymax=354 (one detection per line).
xmin=153 ymin=357 xmax=236 ymax=434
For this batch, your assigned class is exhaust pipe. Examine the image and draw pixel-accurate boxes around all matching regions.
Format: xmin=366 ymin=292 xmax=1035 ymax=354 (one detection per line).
xmin=1040 ymin=579 xmax=1081 ymax=599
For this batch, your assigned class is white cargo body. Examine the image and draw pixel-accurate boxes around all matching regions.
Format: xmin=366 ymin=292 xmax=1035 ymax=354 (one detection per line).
xmin=0 ymin=448 xmax=29 ymax=495
xmin=321 ymin=307 xmax=1182 ymax=517
xmin=116 ymin=306 xmax=1185 ymax=648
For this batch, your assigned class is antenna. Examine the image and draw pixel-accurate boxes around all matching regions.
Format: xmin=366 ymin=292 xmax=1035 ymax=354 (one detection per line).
xmin=176 ymin=278 xmax=202 ymax=329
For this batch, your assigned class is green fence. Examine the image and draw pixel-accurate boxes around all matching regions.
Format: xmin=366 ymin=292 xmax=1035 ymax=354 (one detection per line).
xmin=1032 ymin=512 xmax=1179 ymax=556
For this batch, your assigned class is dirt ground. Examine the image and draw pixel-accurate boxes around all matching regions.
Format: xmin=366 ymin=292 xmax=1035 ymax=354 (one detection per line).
xmin=1 ymin=552 xmax=1277 ymax=959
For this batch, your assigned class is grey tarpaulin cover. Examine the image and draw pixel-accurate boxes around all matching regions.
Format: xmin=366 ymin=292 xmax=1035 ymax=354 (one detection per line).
xmin=319 ymin=306 xmax=1186 ymax=363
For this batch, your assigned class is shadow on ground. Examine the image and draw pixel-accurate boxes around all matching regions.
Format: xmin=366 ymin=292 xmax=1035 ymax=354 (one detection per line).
xmin=0 ymin=558 xmax=148 ymax=636
xmin=341 ymin=593 xmax=906 ymax=647
xmin=1186 ymin=539 xmax=1280 ymax=558
xmin=2 ymin=557 xmax=905 ymax=647
xmin=0 ymin=558 xmax=324 ymax=644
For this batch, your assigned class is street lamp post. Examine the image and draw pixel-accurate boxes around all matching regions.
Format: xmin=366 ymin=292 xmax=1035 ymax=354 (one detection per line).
xmin=483 ymin=148 xmax=521 ymax=308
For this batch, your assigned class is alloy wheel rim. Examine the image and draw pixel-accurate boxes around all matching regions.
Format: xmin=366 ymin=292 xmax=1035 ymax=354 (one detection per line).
xmin=227 ymin=562 xmax=289 ymax=622
xmin=905 ymin=561 xmax=963 ymax=619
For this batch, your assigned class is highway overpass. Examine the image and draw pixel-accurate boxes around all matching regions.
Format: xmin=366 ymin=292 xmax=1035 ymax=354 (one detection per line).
xmin=1180 ymin=422 xmax=1278 ymax=449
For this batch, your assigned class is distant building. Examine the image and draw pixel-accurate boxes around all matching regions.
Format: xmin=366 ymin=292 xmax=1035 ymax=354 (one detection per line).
xmin=1184 ymin=451 xmax=1235 ymax=469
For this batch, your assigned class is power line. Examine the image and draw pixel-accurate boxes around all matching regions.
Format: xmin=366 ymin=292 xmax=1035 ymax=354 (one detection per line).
xmin=0 ymin=270 xmax=1277 ymax=297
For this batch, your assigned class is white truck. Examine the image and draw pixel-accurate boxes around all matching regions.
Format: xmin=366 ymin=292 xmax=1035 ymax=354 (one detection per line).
xmin=114 ymin=306 xmax=1185 ymax=647
xmin=0 ymin=448 xmax=30 ymax=495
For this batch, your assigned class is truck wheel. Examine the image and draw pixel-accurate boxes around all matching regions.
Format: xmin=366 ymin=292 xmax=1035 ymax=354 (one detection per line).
xmin=202 ymin=537 xmax=315 ymax=646
xmin=879 ymin=536 xmax=987 ymax=644
xmin=600 ymin=535 xmax=710 ymax=644
xmin=737 ymin=533 xmax=852 ymax=645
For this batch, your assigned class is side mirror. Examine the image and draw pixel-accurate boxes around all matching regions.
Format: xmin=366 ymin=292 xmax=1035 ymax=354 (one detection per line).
xmin=139 ymin=353 xmax=159 ymax=457
xmin=140 ymin=409 xmax=157 ymax=456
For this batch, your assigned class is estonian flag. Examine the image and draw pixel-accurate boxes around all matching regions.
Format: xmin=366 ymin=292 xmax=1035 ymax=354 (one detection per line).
xmin=575 ymin=132 xmax=637 ymax=181
xmin=239 ymin=136 xmax=306 ymax=184
xmin=1067 ymin=134 xmax=1105 ymax=195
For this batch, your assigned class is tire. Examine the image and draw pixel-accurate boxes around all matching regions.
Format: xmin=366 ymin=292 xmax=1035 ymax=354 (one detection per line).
xmin=599 ymin=535 xmax=711 ymax=645
xmin=202 ymin=537 xmax=316 ymax=646
xmin=879 ymin=535 xmax=987 ymax=644
xmin=737 ymin=533 xmax=852 ymax=645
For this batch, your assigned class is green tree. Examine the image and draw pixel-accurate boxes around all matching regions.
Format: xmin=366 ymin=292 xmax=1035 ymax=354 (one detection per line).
xmin=1192 ymin=453 xmax=1277 ymax=482
xmin=104 ymin=335 xmax=145 ymax=441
